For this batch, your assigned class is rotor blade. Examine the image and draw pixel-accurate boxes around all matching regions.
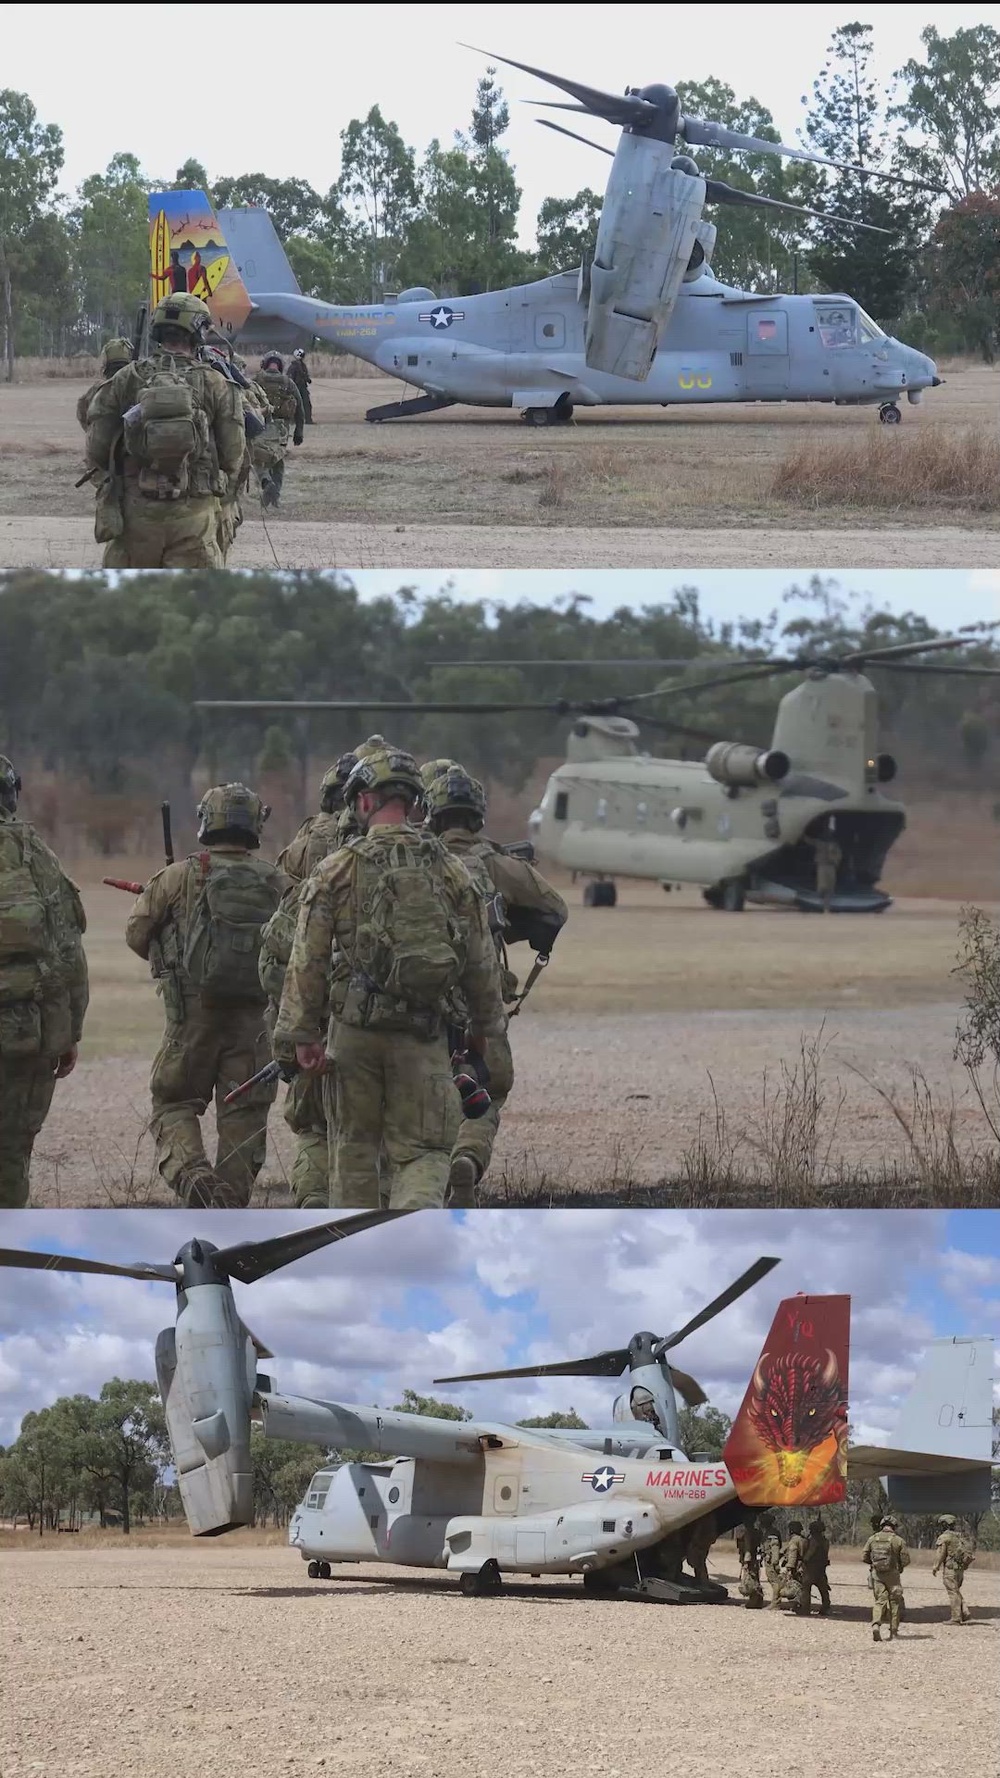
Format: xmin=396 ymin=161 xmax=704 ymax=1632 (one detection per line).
xmin=214 ymin=1209 xmax=414 ymax=1288
xmin=538 ymin=118 xmax=614 ymax=157
xmin=462 ymin=46 xmax=654 ymax=129
xmin=194 ymin=699 xmax=566 ymax=715
xmin=705 ymin=178 xmax=892 ymax=235
xmin=435 ymin=1348 xmax=630 ymax=1385
xmin=428 ymin=659 xmax=727 ymax=669
xmin=626 ymin=663 xmax=789 ymax=702
xmin=668 ymin=1365 xmax=708 ymax=1408
xmin=242 ymin=1321 xmax=274 ymax=1361
xmin=0 ymin=1246 xmax=177 ymax=1283
xmin=682 ymin=116 xmax=944 ymax=189
xmin=843 ymin=635 xmax=977 ymax=665
xmin=655 ymin=1257 xmax=781 ymax=1355
xmin=865 ymin=659 xmax=1000 ymax=677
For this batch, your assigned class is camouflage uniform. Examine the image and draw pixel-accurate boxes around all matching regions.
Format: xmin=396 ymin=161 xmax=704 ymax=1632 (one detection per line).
xmin=780 ymin=1523 xmax=807 ymax=1611
xmin=274 ymin=765 xmax=505 ymax=1210
xmin=125 ymin=787 xmax=288 ymax=1207
xmin=252 ymin=356 xmax=305 ymax=507
xmin=683 ymin=1511 xmax=717 ymax=1586
xmin=287 ymin=349 xmax=313 ymax=424
xmin=862 ymin=1521 xmax=910 ymax=1640
xmin=738 ymin=1551 xmax=765 ymax=1609
xmin=84 ymin=294 xmax=244 ymax=568
xmin=0 ymin=762 xmax=89 ymax=1208
xmin=932 ymin=1518 xmax=972 ymax=1624
xmin=762 ymin=1530 xmax=783 ymax=1608
xmin=423 ymin=764 xmax=567 ymax=1205
xmin=217 ymin=366 xmax=271 ymax=561
xmin=801 ymin=1518 xmax=832 ymax=1616
xmin=75 ymin=338 xmax=133 ymax=429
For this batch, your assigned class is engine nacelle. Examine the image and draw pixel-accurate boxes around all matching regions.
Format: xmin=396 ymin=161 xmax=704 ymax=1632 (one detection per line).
xmin=586 ymin=140 xmax=705 ymax=381
xmin=155 ymin=1283 xmax=256 ymax=1536
xmin=444 ymin=1499 xmax=659 ymax=1574
xmin=705 ymin=742 xmax=790 ymax=788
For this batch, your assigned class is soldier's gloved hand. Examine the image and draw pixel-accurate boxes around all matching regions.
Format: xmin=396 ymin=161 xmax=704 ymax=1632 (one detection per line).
xmin=295 ymin=1041 xmax=327 ymax=1074
xmin=293 ymin=431 xmax=304 ymax=447
xmin=55 ymin=1044 xmax=79 ymax=1079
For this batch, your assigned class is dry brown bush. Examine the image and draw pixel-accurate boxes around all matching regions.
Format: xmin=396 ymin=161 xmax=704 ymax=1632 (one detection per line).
xmin=773 ymin=424 xmax=1000 ymax=512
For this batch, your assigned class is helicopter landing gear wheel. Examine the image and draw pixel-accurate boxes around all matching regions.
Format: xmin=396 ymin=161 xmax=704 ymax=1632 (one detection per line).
xmin=584 ymin=880 xmax=617 ymax=908
xmin=583 ymin=1569 xmax=621 ymax=1596
xmin=703 ymin=886 xmax=724 ymax=910
xmin=524 ymin=407 xmax=550 ymax=427
xmin=878 ymin=403 xmax=902 ymax=424
xmin=721 ymin=879 xmax=746 ymax=912
xmin=522 ymin=401 xmax=574 ymax=427
xmin=307 ymin=1561 xmax=321 ymax=1579
xmin=318 ymin=1561 xmax=332 ymax=1580
xmin=459 ymin=1560 xmax=503 ymax=1597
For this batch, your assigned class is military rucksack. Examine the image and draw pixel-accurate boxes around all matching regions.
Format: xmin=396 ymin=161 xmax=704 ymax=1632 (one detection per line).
xmin=123 ymin=359 xmax=211 ymax=498
xmin=256 ymin=369 xmax=298 ymax=424
xmin=0 ymin=823 xmax=53 ymax=1054
xmin=258 ymin=883 xmax=304 ymax=1004
xmin=869 ymin=1533 xmax=896 ymax=1574
xmin=342 ymin=834 xmax=466 ymax=1033
xmin=182 ymin=853 xmax=281 ymax=1003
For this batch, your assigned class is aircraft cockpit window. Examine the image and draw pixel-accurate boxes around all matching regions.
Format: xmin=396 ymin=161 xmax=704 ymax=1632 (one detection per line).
xmin=857 ymin=308 xmax=886 ymax=344
xmin=815 ymin=303 xmax=859 ymax=348
xmin=306 ymin=1472 xmax=331 ymax=1509
xmin=554 ymin=790 xmax=569 ymax=821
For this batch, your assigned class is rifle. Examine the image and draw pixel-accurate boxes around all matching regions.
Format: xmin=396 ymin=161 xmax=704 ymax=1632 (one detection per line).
xmin=161 ymin=802 xmax=174 ymax=866
xmin=132 ymin=300 xmax=148 ymax=364
xmin=223 ymin=1058 xmax=295 ymax=1105
xmin=500 ymin=840 xmax=535 ymax=863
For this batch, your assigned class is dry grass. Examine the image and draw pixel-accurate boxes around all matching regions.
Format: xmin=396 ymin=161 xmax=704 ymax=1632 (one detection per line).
xmin=773 ymin=423 xmax=1000 ymax=512
xmin=7 ymin=352 xmax=382 ymax=382
xmin=0 ymin=1522 xmax=289 ymax=1549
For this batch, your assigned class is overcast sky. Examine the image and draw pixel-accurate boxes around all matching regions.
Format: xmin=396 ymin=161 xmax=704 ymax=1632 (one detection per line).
xmin=1 ymin=1209 xmax=996 ymax=1451
xmin=348 ymin=570 xmax=1000 ymax=634
xmin=8 ymin=5 xmax=999 ymax=249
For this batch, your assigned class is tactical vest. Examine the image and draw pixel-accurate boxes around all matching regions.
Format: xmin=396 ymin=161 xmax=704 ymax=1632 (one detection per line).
xmin=338 ymin=832 xmax=466 ymax=1037
xmin=868 ymin=1533 xmax=899 ymax=1575
xmin=122 ymin=356 xmax=221 ymax=500
xmin=256 ymin=369 xmax=299 ymax=425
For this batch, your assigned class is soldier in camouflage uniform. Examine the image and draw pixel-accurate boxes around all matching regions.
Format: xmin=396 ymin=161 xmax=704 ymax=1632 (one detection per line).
xmin=801 ymin=1516 xmax=832 ymax=1616
xmin=932 ymin=1515 xmax=973 ymax=1624
xmin=259 ymin=751 xmax=361 ymax=1209
xmin=76 ymin=337 xmax=133 ymax=429
xmin=736 ymin=1521 xmax=765 ymax=1609
xmin=780 ymin=1520 xmax=808 ymax=1612
xmin=125 ymin=785 xmax=289 ymax=1207
xmin=85 ymin=293 xmax=244 ymax=568
xmin=287 ymin=348 xmax=314 ymax=424
xmin=421 ymin=761 xmax=567 ymax=1206
xmin=274 ymin=745 xmax=505 ymax=1210
xmin=253 ymin=352 xmax=305 ymax=507
xmin=0 ymin=756 xmax=89 ymax=1207
xmin=760 ymin=1518 xmax=783 ymax=1608
xmin=683 ymin=1511 xmax=717 ymax=1587
xmin=861 ymin=1514 xmax=910 ymax=1641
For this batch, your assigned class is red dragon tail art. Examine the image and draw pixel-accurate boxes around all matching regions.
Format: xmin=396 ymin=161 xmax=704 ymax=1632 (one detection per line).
xmin=723 ymin=1294 xmax=850 ymax=1507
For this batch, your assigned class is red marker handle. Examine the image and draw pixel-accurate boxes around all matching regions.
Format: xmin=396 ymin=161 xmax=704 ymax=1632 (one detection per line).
xmin=103 ymin=877 xmax=145 ymax=894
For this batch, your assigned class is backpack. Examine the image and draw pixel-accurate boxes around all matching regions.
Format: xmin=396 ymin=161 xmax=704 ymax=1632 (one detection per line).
xmin=0 ymin=824 xmax=54 ymax=1055
xmin=182 ymin=853 xmax=281 ymax=1004
xmin=344 ymin=835 xmax=466 ymax=1033
xmin=256 ymin=369 xmax=298 ymax=424
xmin=258 ymin=883 xmax=304 ymax=1004
xmin=869 ymin=1534 xmax=896 ymax=1574
xmin=123 ymin=359 xmax=210 ymax=498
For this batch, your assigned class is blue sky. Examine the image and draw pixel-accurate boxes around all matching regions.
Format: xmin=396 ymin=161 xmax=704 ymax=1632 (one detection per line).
xmin=348 ymin=571 xmax=999 ymax=635
xmin=0 ymin=1209 xmax=996 ymax=1448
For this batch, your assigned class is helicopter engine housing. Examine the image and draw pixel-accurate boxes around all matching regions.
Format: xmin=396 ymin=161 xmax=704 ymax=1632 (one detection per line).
xmin=705 ymin=742 xmax=790 ymax=788
xmin=586 ymin=135 xmax=706 ymax=381
xmin=155 ymin=1282 xmax=257 ymax=1535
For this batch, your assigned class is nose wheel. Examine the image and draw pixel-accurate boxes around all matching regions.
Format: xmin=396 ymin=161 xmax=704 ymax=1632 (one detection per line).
xmin=878 ymin=403 xmax=902 ymax=424
xmin=459 ymin=1560 xmax=503 ymax=1596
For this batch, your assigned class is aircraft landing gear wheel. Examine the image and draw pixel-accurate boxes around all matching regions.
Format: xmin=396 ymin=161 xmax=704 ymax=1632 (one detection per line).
xmin=524 ymin=407 xmax=550 ymax=427
xmin=584 ymin=880 xmax=617 ymax=908
xmin=460 ymin=1560 xmax=503 ymax=1596
xmin=583 ymin=1569 xmax=620 ymax=1596
xmin=307 ymin=1561 xmax=320 ymax=1579
xmin=319 ymin=1561 xmax=332 ymax=1580
xmin=878 ymin=403 xmax=902 ymax=424
xmin=721 ymin=879 xmax=746 ymax=912
xmin=703 ymin=886 xmax=724 ymax=910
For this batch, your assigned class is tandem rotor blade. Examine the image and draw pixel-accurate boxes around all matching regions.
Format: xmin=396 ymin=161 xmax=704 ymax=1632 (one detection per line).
xmin=704 ymin=178 xmax=892 ymax=234
xmin=435 ymin=1348 xmax=631 ymax=1385
xmin=0 ymin=1247 xmax=178 ymax=1283
xmin=214 ymin=1209 xmax=414 ymax=1287
xmin=667 ymin=1366 xmax=708 ymax=1408
xmin=462 ymin=46 xmax=655 ymax=130
xmin=653 ymin=1257 xmax=781 ymax=1355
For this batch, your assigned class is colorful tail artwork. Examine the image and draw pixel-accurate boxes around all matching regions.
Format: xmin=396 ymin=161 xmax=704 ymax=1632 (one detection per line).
xmin=723 ymin=1293 xmax=851 ymax=1507
xmin=147 ymin=190 xmax=253 ymax=337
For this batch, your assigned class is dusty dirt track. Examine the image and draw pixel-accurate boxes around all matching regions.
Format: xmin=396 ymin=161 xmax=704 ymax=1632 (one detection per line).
xmin=3 ymin=1544 xmax=997 ymax=1778
xmin=1 ymin=365 xmax=997 ymax=569
xmin=28 ymin=876 xmax=1000 ymax=1208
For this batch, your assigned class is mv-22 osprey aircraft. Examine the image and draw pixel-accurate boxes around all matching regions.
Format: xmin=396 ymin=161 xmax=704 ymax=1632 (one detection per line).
xmin=3 ymin=1216 xmax=992 ymax=1601
xmin=147 ymin=51 xmax=941 ymax=425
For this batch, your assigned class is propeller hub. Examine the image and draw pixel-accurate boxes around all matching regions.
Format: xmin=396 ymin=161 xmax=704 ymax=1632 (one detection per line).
xmin=634 ymin=83 xmax=680 ymax=142
xmin=175 ymin=1237 xmax=222 ymax=1287
xmin=628 ymin=1331 xmax=662 ymax=1366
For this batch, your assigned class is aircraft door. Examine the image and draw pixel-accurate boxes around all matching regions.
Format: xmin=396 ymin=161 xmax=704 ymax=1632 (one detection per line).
xmin=746 ymin=311 xmax=790 ymax=395
xmin=534 ymin=313 xmax=566 ymax=350
xmin=493 ymin=1473 xmax=519 ymax=1514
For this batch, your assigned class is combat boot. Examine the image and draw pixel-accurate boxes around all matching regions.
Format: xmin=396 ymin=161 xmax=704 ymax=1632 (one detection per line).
xmin=177 ymin=1163 xmax=246 ymax=1209
xmin=872 ymin=1626 xmax=881 ymax=1642
xmin=297 ymin=1193 xmax=329 ymax=1210
xmin=446 ymin=1153 xmax=480 ymax=1208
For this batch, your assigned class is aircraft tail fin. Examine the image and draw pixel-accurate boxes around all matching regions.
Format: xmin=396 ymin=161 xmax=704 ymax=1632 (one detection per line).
xmin=147 ymin=189 xmax=254 ymax=339
xmin=216 ymin=206 xmax=302 ymax=297
xmin=723 ymin=1293 xmax=850 ymax=1507
xmin=850 ymin=1336 xmax=996 ymax=1515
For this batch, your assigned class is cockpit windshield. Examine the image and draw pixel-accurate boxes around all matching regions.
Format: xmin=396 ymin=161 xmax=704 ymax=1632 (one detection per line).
xmin=814 ymin=300 xmax=886 ymax=349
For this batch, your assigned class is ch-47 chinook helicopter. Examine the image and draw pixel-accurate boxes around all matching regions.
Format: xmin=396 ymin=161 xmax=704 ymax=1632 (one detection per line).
xmin=146 ymin=51 xmax=942 ymax=425
xmin=196 ymin=631 xmax=999 ymax=915
xmin=2 ymin=1218 xmax=992 ymax=1601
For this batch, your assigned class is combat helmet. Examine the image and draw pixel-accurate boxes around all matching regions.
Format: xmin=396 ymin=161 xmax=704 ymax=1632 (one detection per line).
xmin=150 ymin=292 xmax=212 ymax=342
xmin=424 ymin=765 xmax=487 ymax=829
xmin=343 ymin=744 xmax=423 ymax=811
xmin=319 ymin=752 xmax=357 ymax=814
xmin=292 ymin=348 xmax=306 ymax=359
xmin=937 ymin=1514 xmax=957 ymax=1527
xmin=261 ymin=352 xmax=285 ymax=372
xmin=880 ymin=1516 xmax=898 ymax=1530
xmin=196 ymin=782 xmax=270 ymax=846
xmin=0 ymin=755 xmax=21 ymax=815
xmin=101 ymin=337 xmax=133 ymax=374
xmin=419 ymin=757 xmax=457 ymax=790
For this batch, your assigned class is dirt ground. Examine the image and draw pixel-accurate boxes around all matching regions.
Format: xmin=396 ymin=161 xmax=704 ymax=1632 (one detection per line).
xmin=2 ymin=1543 xmax=996 ymax=1778
xmin=1 ymin=364 xmax=997 ymax=569
xmin=27 ymin=870 xmax=999 ymax=1208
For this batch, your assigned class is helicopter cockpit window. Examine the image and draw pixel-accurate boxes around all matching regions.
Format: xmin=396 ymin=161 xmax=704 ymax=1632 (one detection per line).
xmin=815 ymin=303 xmax=859 ymax=349
xmin=856 ymin=305 xmax=886 ymax=344
xmin=306 ymin=1471 xmax=333 ymax=1509
xmin=596 ymin=797 xmax=608 ymax=824
xmin=554 ymin=790 xmax=569 ymax=821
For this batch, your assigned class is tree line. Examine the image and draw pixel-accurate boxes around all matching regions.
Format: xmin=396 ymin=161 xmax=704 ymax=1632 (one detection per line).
xmin=0 ymin=569 xmax=996 ymax=857
xmin=2 ymin=22 xmax=1000 ymax=371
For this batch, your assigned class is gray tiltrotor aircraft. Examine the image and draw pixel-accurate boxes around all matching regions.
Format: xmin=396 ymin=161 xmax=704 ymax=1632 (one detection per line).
xmin=2 ymin=1219 xmax=992 ymax=1601
xmin=153 ymin=52 xmax=941 ymax=425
